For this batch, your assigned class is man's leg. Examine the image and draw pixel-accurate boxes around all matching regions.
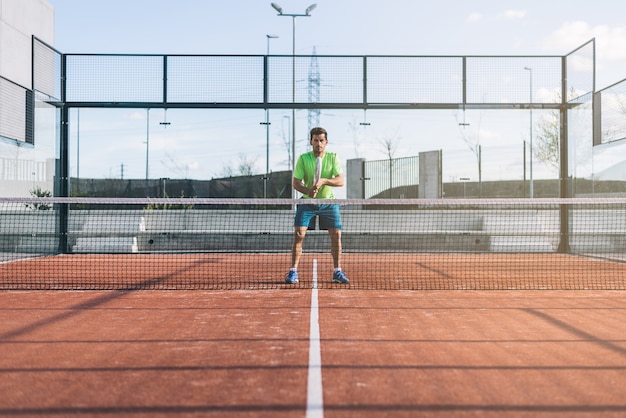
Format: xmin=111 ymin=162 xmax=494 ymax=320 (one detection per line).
xmin=291 ymin=226 xmax=308 ymax=269
xmin=327 ymin=228 xmax=342 ymax=269
xmin=328 ymin=228 xmax=349 ymax=284
xmin=286 ymin=204 xmax=314 ymax=284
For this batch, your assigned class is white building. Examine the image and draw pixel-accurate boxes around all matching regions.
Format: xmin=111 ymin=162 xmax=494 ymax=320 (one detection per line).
xmin=0 ymin=0 xmax=54 ymax=197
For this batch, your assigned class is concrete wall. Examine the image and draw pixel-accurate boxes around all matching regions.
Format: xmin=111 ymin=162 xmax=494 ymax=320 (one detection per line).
xmin=346 ymin=158 xmax=364 ymax=198
xmin=0 ymin=0 xmax=54 ymax=198
xmin=0 ymin=0 xmax=54 ymax=88
xmin=418 ymin=150 xmax=442 ymax=199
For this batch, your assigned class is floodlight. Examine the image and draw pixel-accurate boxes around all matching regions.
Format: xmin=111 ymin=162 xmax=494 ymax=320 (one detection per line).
xmin=271 ymin=3 xmax=283 ymax=14
xmin=305 ymin=3 xmax=317 ymax=15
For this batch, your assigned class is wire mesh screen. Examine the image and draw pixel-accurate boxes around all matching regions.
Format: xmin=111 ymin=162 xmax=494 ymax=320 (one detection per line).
xmin=566 ymin=40 xmax=595 ymax=101
xmin=56 ymin=53 xmax=569 ymax=106
xmin=0 ymin=77 xmax=30 ymax=143
xmin=367 ymin=56 xmax=462 ymax=104
xmin=168 ymin=56 xmax=264 ymax=103
xmin=267 ymin=55 xmax=364 ymax=104
xmin=65 ymin=55 xmax=164 ymax=102
xmin=466 ymin=56 xmax=562 ymax=104
xmin=309 ymin=56 xmax=363 ymax=103
xmin=594 ymin=80 xmax=626 ymax=145
xmin=33 ymin=37 xmax=62 ymax=101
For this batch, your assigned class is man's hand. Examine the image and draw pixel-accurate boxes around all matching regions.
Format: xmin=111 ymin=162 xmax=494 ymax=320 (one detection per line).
xmin=309 ymin=178 xmax=325 ymax=198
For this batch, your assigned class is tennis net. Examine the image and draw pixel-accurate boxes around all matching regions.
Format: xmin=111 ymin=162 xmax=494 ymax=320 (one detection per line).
xmin=1 ymin=197 xmax=626 ymax=290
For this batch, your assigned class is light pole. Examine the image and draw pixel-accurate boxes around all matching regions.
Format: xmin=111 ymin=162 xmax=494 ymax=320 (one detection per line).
xmin=145 ymin=108 xmax=150 ymax=180
xmin=524 ymin=66 xmax=533 ymax=198
xmin=271 ymin=2 xmax=317 ymax=198
xmin=264 ymin=34 xmax=279 ymax=198
xmin=76 ymin=108 xmax=80 ymax=182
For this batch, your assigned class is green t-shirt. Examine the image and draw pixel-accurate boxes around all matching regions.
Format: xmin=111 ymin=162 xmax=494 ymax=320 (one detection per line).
xmin=293 ymin=151 xmax=343 ymax=199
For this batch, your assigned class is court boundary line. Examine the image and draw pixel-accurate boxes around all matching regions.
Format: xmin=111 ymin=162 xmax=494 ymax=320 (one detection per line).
xmin=307 ymin=259 xmax=324 ymax=418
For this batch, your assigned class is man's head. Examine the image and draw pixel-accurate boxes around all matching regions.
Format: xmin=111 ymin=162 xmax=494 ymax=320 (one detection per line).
xmin=310 ymin=127 xmax=327 ymax=141
xmin=309 ymin=127 xmax=328 ymax=156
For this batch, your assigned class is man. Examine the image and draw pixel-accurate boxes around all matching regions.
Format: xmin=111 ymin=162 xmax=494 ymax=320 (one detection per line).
xmin=285 ymin=127 xmax=350 ymax=285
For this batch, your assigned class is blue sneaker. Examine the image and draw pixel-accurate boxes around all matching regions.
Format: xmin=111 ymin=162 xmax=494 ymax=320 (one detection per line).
xmin=285 ymin=270 xmax=299 ymax=284
xmin=332 ymin=270 xmax=350 ymax=284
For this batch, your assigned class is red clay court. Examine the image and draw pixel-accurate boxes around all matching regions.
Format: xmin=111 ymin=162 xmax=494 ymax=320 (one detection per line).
xmin=2 ymin=253 xmax=626 ymax=290
xmin=2 ymin=252 xmax=626 ymax=417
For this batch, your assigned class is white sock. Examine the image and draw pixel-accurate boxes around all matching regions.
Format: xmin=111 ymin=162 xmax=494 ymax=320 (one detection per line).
xmin=334 ymin=268 xmax=341 ymax=272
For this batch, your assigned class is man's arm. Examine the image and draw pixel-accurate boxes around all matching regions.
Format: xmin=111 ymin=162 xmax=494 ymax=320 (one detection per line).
xmin=292 ymin=177 xmax=314 ymax=197
xmin=319 ymin=172 xmax=344 ymax=188
xmin=292 ymin=172 xmax=344 ymax=198
xmin=312 ymin=173 xmax=344 ymax=197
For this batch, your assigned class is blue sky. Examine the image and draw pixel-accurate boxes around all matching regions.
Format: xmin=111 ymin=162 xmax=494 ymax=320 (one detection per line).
xmin=47 ymin=0 xmax=626 ymax=186
xmin=49 ymin=0 xmax=626 ymax=88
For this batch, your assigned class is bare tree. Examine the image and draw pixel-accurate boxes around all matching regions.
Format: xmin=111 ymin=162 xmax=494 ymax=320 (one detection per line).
xmin=532 ymin=88 xmax=581 ymax=173
xmin=377 ymin=128 xmax=400 ymax=160
xmin=348 ymin=115 xmax=370 ymax=158
xmin=376 ymin=129 xmax=401 ymax=197
xmin=219 ymin=154 xmax=259 ymax=177
xmin=533 ymin=111 xmax=559 ymax=171
xmin=161 ymin=152 xmax=190 ymax=178
xmin=236 ymin=154 xmax=258 ymax=176
xmin=280 ymin=117 xmax=292 ymax=170
xmin=455 ymin=110 xmax=483 ymax=183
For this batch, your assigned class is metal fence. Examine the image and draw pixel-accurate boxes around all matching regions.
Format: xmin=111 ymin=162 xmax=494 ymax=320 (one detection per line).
xmin=0 ymin=76 xmax=33 ymax=144
xmin=594 ymin=79 xmax=626 ymax=145
xmin=28 ymin=37 xmax=606 ymax=200
xmin=35 ymin=43 xmax=575 ymax=109
xmin=61 ymin=53 xmax=565 ymax=107
xmin=363 ymin=156 xmax=419 ymax=199
xmin=32 ymin=37 xmax=62 ymax=102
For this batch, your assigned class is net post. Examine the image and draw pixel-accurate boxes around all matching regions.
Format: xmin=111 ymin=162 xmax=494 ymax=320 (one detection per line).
xmin=57 ymin=104 xmax=71 ymax=254
xmin=557 ymin=200 xmax=571 ymax=254
xmin=557 ymin=55 xmax=571 ymax=254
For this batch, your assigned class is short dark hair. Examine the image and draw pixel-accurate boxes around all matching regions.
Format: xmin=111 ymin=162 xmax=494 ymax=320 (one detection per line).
xmin=310 ymin=127 xmax=327 ymax=141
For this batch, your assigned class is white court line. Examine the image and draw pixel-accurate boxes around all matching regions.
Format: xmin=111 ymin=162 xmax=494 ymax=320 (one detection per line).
xmin=306 ymin=259 xmax=324 ymax=418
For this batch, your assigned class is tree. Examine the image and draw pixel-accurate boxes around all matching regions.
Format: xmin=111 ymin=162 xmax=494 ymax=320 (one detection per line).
xmin=455 ymin=109 xmax=483 ymax=195
xmin=377 ymin=129 xmax=401 ymax=197
xmin=161 ymin=152 xmax=191 ymax=178
xmin=455 ymin=111 xmax=481 ymax=160
xmin=377 ymin=128 xmax=400 ymax=160
xmin=534 ymin=111 xmax=560 ymax=171
xmin=219 ymin=154 xmax=259 ymax=177
xmin=532 ymin=88 xmax=581 ymax=173
xmin=348 ymin=114 xmax=370 ymax=158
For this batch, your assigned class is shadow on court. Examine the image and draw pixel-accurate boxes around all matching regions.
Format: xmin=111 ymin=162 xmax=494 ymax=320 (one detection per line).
xmin=1 ymin=289 xmax=626 ymax=417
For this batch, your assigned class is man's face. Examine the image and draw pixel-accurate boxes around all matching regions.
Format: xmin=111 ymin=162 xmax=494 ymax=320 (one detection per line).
xmin=310 ymin=134 xmax=328 ymax=155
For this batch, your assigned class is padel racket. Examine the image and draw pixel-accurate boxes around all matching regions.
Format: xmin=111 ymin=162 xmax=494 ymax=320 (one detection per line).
xmin=314 ymin=156 xmax=322 ymax=186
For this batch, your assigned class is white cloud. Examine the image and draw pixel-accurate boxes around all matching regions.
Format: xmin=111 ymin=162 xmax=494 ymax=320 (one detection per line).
xmin=466 ymin=12 xmax=482 ymax=23
xmin=543 ymin=21 xmax=594 ymax=50
xmin=542 ymin=21 xmax=626 ymax=86
xmin=543 ymin=21 xmax=626 ymax=61
xmin=498 ymin=10 xmax=526 ymax=20
xmin=128 ymin=111 xmax=146 ymax=120
xmin=595 ymin=25 xmax=626 ymax=61
xmin=467 ymin=9 xmax=525 ymax=24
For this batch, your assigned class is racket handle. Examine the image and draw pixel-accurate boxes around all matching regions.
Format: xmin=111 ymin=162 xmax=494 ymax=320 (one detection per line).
xmin=314 ymin=157 xmax=322 ymax=184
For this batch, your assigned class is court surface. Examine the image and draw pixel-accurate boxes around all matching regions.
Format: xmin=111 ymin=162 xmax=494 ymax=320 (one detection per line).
xmin=1 ymin=287 xmax=626 ymax=417
xmin=3 ymin=253 xmax=626 ymax=290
